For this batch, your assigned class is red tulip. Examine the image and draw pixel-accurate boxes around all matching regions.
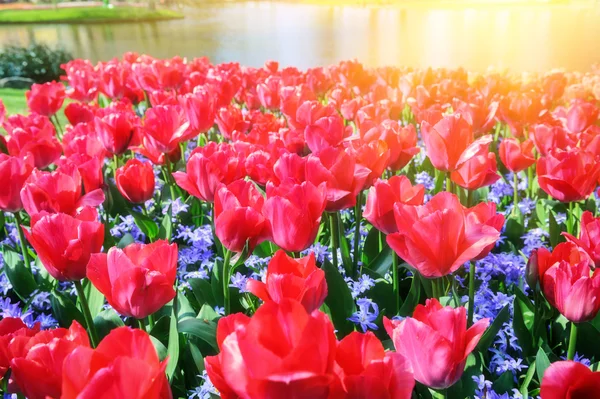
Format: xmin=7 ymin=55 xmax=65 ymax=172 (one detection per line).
xmin=305 ymin=147 xmax=371 ymax=212
xmin=387 ymin=192 xmax=500 ymax=278
xmin=64 ymin=102 xmax=96 ymax=126
xmin=62 ymin=123 xmax=106 ymax=159
xmin=293 ymin=100 xmax=337 ymax=130
xmin=61 ymin=327 xmax=172 ymax=399
xmin=214 ymin=179 xmax=269 ymax=253
xmin=246 ymin=251 xmax=327 ymax=312
xmin=256 ymin=76 xmax=281 ymax=110
xmin=533 ymin=242 xmax=600 ymax=322
xmin=566 ymin=100 xmax=599 ymax=134
xmin=362 ymin=120 xmax=420 ymax=172
xmin=564 ymin=211 xmax=600 ymax=268
xmin=363 ymin=175 xmax=425 ymax=235
xmin=384 ymin=299 xmax=489 ymax=390
xmin=272 ymin=151 xmax=307 ymax=185
xmin=0 ymin=318 xmax=40 ymax=381
xmin=420 ymin=113 xmax=474 ymax=172
xmin=4 ymin=116 xmax=62 ymax=169
xmin=453 ymin=98 xmax=498 ymax=136
xmin=215 ymin=105 xmax=249 ymax=140
xmin=263 ymin=181 xmax=327 ymax=252
xmin=540 ymin=361 xmax=600 ymax=399
xmin=136 ymin=137 xmax=182 ymax=166
xmin=94 ymin=110 xmax=139 ymax=155
xmin=466 ymin=202 xmax=505 ymax=260
xmin=537 ymin=148 xmax=600 ymax=203
xmin=98 ymin=60 xmax=143 ymax=103
xmin=333 ymin=331 xmax=415 ymax=399
xmin=173 ymin=142 xmax=244 ymax=202
xmin=305 ymin=114 xmax=348 ymax=154
xmin=132 ymin=56 xmax=186 ymax=92
xmin=21 ymin=161 xmax=105 ymax=218
xmin=499 ymin=138 xmax=536 ymax=173
xmin=115 ymin=159 xmax=155 ymax=204
xmin=179 ymin=87 xmax=216 ymax=134
xmin=205 ymin=300 xmax=337 ymax=398
xmin=23 ymin=212 xmax=104 ymax=281
xmin=345 ymin=138 xmax=391 ymax=189
xmin=531 ymin=124 xmax=575 ymax=156
xmin=10 ymin=321 xmax=89 ymax=399
xmin=61 ymin=59 xmax=99 ymax=102
xmin=26 ymin=81 xmax=66 ymax=117
xmin=142 ymin=105 xmax=192 ymax=154
xmin=87 ymin=240 xmax=177 ymax=319
xmin=244 ymin=148 xmax=276 ymax=186
xmin=0 ymin=154 xmax=34 ymax=212
xmin=450 ymin=152 xmax=500 ymax=190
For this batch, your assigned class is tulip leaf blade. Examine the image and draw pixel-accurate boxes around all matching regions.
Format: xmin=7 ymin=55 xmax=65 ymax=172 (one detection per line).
xmin=81 ymin=279 xmax=105 ymax=319
xmin=93 ymin=308 xmax=125 ymax=341
xmin=535 ymin=347 xmax=550 ymax=384
xmin=131 ymin=209 xmax=159 ymax=241
xmin=178 ymin=318 xmax=218 ymax=352
xmin=159 ymin=205 xmax=173 ymax=241
xmin=151 ymin=335 xmax=169 ymax=362
xmin=366 ymin=245 xmax=393 ymax=278
xmin=1 ymin=246 xmax=37 ymax=300
xmin=513 ymin=287 xmax=535 ymax=357
xmin=50 ymin=289 xmax=86 ymax=329
xmin=117 ymin=233 xmax=135 ymax=249
xmin=322 ymin=259 xmax=356 ymax=337
xmin=166 ymin=295 xmax=181 ymax=380
xmin=476 ymin=303 xmax=510 ymax=352
xmin=548 ymin=211 xmax=563 ymax=248
xmin=398 ymin=272 xmax=422 ymax=317
xmin=189 ymin=278 xmax=217 ymax=308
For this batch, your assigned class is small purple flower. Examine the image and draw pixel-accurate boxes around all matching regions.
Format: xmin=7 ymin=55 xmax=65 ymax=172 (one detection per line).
xmin=348 ymin=298 xmax=379 ymax=332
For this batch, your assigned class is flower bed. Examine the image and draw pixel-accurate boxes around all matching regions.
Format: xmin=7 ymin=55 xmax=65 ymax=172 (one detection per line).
xmin=0 ymin=55 xmax=599 ymax=398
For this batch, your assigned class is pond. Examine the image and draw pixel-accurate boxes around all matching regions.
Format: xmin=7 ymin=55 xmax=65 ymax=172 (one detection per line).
xmin=1 ymin=1 xmax=600 ymax=72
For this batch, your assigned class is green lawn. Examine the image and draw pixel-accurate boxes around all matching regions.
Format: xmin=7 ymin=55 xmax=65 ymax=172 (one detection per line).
xmin=0 ymin=6 xmax=183 ymax=24
xmin=1 ymin=88 xmax=70 ymax=126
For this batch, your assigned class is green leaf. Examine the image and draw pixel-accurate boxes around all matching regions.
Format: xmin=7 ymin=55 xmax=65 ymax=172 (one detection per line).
xmin=398 ymin=273 xmax=422 ymax=317
xmin=198 ymin=303 xmax=219 ymax=321
xmin=189 ymin=278 xmax=217 ymax=308
xmin=117 ymin=233 xmax=135 ymax=249
xmin=477 ymin=304 xmax=510 ymax=352
xmin=131 ymin=210 xmax=159 ymax=241
xmin=176 ymin=291 xmax=196 ymax=322
xmin=504 ymin=213 xmax=525 ymax=247
xmin=2 ymin=247 xmax=37 ymax=299
xmin=513 ymin=288 xmax=535 ymax=356
xmin=366 ymin=246 xmax=392 ymax=278
xmin=211 ymin=259 xmax=224 ymax=307
xmin=93 ymin=308 xmax=124 ymax=340
xmin=322 ymin=259 xmax=356 ymax=337
xmin=548 ymin=211 xmax=562 ymax=247
xmin=166 ymin=296 xmax=180 ymax=380
xmin=159 ymin=205 xmax=173 ymax=241
xmin=493 ymin=371 xmax=515 ymax=394
xmin=520 ymin=360 xmax=536 ymax=398
xmin=150 ymin=335 xmax=169 ymax=361
xmin=51 ymin=290 xmax=86 ymax=328
xmin=336 ymin=213 xmax=353 ymax=270
xmin=535 ymin=346 xmax=551 ymax=383
xmin=361 ymin=227 xmax=381 ymax=265
xmin=178 ymin=318 xmax=218 ymax=351
xmin=447 ymin=353 xmax=484 ymax=399
xmin=81 ymin=279 xmax=105 ymax=319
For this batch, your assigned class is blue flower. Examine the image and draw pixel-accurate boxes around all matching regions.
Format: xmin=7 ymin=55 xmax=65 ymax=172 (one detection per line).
xmin=229 ymin=272 xmax=248 ymax=293
xmin=348 ymin=298 xmax=379 ymax=332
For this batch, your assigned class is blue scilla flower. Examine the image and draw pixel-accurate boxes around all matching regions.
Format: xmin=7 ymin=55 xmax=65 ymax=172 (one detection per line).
xmin=348 ymin=298 xmax=379 ymax=332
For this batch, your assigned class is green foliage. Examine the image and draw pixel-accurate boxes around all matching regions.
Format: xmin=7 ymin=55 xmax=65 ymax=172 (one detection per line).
xmin=0 ymin=43 xmax=72 ymax=84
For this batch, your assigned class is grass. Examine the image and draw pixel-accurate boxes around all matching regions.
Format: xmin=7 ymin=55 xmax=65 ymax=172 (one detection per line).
xmin=0 ymin=6 xmax=184 ymax=24
xmin=1 ymin=88 xmax=70 ymax=127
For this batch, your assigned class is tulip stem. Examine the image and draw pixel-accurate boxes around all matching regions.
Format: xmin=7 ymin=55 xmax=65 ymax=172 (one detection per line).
xmin=52 ymin=114 xmax=64 ymax=137
xmin=113 ymin=154 xmax=119 ymax=177
xmin=392 ymin=252 xmax=399 ymax=315
xmin=13 ymin=213 xmax=31 ymax=270
xmin=527 ymin=165 xmax=534 ymax=198
xmin=329 ymin=213 xmax=339 ymax=271
xmin=147 ymin=314 xmax=155 ymax=331
xmin=137 ymin=318 xmax=147 ymax=332
xmin=352 ymin=193 xmax=363 ymax=277
xmin=163 ymin=158 xmax=177 ymax=202
xmin=222 ymin=249 xmax=233 ymax=315
xmin=567 ymin=322 xmax=578 ymax=360
xmin=467 ymin=261 xmax=476 ymax=327
xmin=513 ymin=172 xmax=519 ymax=215
xmin=567 ymin=202 xmax=575 ymax=236
xmin=74 ymin=280 xmax=99 ymax=348
xmin=445 ymin=174 xmax=452 ymax=194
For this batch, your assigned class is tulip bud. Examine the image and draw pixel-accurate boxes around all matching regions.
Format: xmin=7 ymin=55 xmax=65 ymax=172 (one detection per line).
xmin=525 ymin=248 xmax=540 ymax=290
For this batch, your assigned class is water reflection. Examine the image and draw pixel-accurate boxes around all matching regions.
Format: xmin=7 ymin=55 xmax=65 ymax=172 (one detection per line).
xmin=0 ymin=2 xmax=599 ymax=71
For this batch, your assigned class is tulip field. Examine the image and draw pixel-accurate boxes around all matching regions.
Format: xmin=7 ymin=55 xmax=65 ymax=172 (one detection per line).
xmin=1 ymin=55 xmax=600 ymax=399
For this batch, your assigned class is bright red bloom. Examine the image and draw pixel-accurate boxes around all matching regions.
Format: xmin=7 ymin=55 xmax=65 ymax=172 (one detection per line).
xmin=4 ymin=115 xmax=62 ymax=169
xmin=179 ymin=86 xmax=216 ymax=134
xmin=56 ymin=154 xmax=104 ymax=194
xmin=362 ymin=120 xmax=420 ymax=172
xmin=64 ymin=102 xmax=96 ymax=126
xmin=387 ymin=192 xmax=500 ymax=278
xmin=564 ymin=211 xmax=600 ymax=268
xmin=453 ymin=98 xmax=498 ymax=136
xmin=0 ymin=154 xmax=34 ymax=212
xmin=215 ymin=105 xmax=249 ymax=140
xmin=566 ymin=100 xmax=599 ymax=134
xmin=450 ymin=151 xmax=500 ymax=190
xmin=537 ymin=148 xmax=600 ymax=203
xmin=141 ymin=105 xmax=192 ymax=154
xmin=256 ymin=76 xmax=281 ymax=110
xmin=540 ymin=361 xmax=600 ymax=399
xmin=21 ymin=161 xmax=105 ymax=218
xmin=205 ymin=300 xmax=337 ymax=398
xmin=132 ymin=56 xmax=186 ymax=92
xmin=531 ymin=124 xmax=575 ymax=156
xmin=23 ymin=212 xmax=104 ymax=281
xmin=305 ymin=114 xmax=349 ymax=154
xmin=98 ymin=60 xmax=143 ymax=103
xmin=305 ymin=147 xmax=371 ymax=212
xmin=246 ymin=251 xmax=327 ymax=312
xmin=243 ymin=148 xmax=276 ymax=186
xmin=466 ymin=202 xmax=505 ymax=260
xmin=173 ymin=142 xmax=244 ymax=202
xmin=94 ymin=110 xmax=139 ymax=155
xmin=61 ymin=327 xmax=172 ymax=399
xmin=0 ymin=318 xmax=40 ymax=381
xmin=533 ymin=242 xmax=600 ymax=323
xmin=10 ymin=321 xmax=90 ymax=399
xmin=499 ymin=138 xmax=536 ymax=173
xmin=384 ymin=299 xmax=489 ymax=390
xmin=61 ymin=59 xmax=99 ymax=102
xmin=26 ymin=81 xmax=66 ymax=117
xmin=333 ymin=331 xmax=415 ymax=399
xmin=263 ymin=181 xmax=326 ymax=252
xmin=345 ymin=138 xmax=391 ymax=189
xmin=87 ymin=241 xmax=177 ymax=319
xmin=214 ymin=179 xmax=269 ymax=253
xmin=363 ymin=175 xmax=425 ymax=235
xmin=115 ymin=159 xmax=155 ymax=204
xmin=272 ymin=152 xmax=307 ymax=185
xmin=62 ymin=123 xmax=105 ymax=159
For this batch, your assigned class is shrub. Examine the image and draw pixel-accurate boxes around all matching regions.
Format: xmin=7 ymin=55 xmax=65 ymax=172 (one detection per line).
xmin=0 ymin=43 xmax=73 ymax=85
